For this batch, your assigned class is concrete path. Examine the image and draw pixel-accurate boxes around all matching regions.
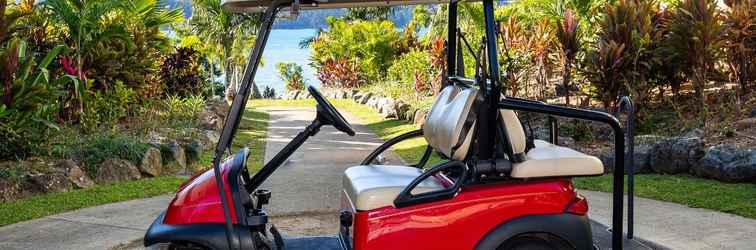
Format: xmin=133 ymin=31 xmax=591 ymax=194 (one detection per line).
xmin=0 ymin=194 xmax=172 ymax=250
xmin=583 ymin=190 xmax=756 ymax=250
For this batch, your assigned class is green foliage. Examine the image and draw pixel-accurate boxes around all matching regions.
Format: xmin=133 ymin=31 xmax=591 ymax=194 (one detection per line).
xmin=387 ymin=49 xmax=432 ymax=91
xmin=80 ymin=81 xmax=136 ymax=131
xmin=160 ymin=47 xmax=206 ymax=97
xmin=0 ymin=39 xmax=72 ymax=160
xmin=317 ymin=58 xmax=368 ymax=88
xmin=61 ymin=133 xmax=150 ymax=175
xmin=276 ymin=62 xmax=306 ymax=91
xmin=344 ymin=7 xmax=394 ymax=21
xmin=160 ymin=95 xmax=206 ymax=127
xmin=262 ymin=86 xmax=276 ymax=98
xmin=311 ymin=18 xmax=401 ymax=82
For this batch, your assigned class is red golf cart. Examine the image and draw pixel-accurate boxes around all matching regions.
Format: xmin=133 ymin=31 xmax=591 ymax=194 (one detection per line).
xmin=144 ymin=0 xmax=639 ymax=249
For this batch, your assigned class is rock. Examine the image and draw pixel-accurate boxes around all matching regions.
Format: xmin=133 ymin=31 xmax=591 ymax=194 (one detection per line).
xmin=25 ymin=172 xmax=72 ymax=193
xmin=599 ymin=142 xmax=656 ymax=174
xmin=139 ymin=147 xmax=162 ymax=177
xmin=750 ymin=108 xmax=756 ymax=118
xmin=405 ymin=108 xmax=417 ymax=122
xmin=557 ymin=136 xmax=575 ymax=147
xmin=649 ymin=137 xmax=705 ymax=174
xmin=635 ymin=134 xmax=666 ymax=145
xmin=199 ymin=97 xmax=230 ymax=131
xmin=682 ymin=128 xmax=704 ymax=138
xmin=0 ymin=179 xmax=21 ymax=202
xmin=378 ymin=98 xmax=397 ymax=118
xmin=185 ymin=140 xmax=203 ymax=166
xmin=359 ymin=92 xmax=373 ymax=104
xmin=95 ymin=158 xmax=141 ymax=184
xmin=735 ymin=118 xmax=756 ymax=130
xmin=353 ymin=92 xmax=364 ymax=102
xmin=367 ymin=95 xmax=380 ymax=109
xmin=395 ymin=101 xmax=411 ymax=120
xmin=162 ymin=141 xmax=187 ymax=175
xmin=198 ymin=130 xmax=220 ymax=150
xmin=692 ymin=145 xmax=756 ymax=183
xmin=414 ymin=109 xmax=428 ymax=125
xmin=57 ymin=160 xmax=94 ymax=188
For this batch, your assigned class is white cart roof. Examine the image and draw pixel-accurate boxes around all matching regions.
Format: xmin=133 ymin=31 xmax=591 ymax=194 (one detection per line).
xmin=222 ymin=0 xmax=453 ymax=13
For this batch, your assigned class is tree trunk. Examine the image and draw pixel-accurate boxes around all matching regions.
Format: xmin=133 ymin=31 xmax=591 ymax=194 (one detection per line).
xmin=562 ymin=59 xmax=572 ymax=105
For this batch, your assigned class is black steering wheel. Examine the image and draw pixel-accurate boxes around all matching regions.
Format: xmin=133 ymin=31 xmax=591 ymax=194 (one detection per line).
xmin=308 ymin=86 xmax=355 ymax=136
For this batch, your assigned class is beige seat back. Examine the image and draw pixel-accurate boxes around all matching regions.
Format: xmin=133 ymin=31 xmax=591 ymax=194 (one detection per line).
xmin=423 ymin=85 xmax=479 ymax=161
xmin=500 ymin=109 xmax=528 ymax=160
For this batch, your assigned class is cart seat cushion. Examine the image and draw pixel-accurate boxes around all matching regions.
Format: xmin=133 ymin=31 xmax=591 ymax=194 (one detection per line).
xmin=511 ymin=140 xmax=604 ymax=178
xmin=343 ymin=165 xmax=443 ymax=211
xmin=424 ymin=85 xmax=479 ymax=160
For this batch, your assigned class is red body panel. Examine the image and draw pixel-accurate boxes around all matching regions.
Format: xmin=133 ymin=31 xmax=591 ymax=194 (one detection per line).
xmin=163 ymin=157 xmax=238 ymax=224
xmin=349 ymin=179 xmax=577 ymax=250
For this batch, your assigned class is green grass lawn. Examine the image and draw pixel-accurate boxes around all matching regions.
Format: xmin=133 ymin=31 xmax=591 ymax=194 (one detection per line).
xmin=249 ymin=98 xmax=756 ymax=219
xmin=0 ymin=105 xmax=271 ymax=227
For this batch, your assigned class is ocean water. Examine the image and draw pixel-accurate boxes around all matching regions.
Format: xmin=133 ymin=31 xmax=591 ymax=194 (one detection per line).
xmin=254 ymin=29 xmax=320 ymax=97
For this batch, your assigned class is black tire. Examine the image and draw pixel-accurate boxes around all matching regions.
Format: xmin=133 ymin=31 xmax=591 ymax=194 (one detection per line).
xmin=497 ymin=235 xmax=572 ymax=250
xmin=166 ymin=242 xmax=208 ymax=250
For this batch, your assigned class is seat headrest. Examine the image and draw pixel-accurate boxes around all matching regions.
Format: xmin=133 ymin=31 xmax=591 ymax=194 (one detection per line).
xmin=423 ymin=85 xmax=479 ymax=160
xmin=500 ymin=109 xmax=527 ymax=158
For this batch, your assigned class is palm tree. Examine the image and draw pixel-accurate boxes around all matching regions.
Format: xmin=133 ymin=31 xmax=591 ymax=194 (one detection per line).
xmin=190 ymin=0 xmax=260 ymax=95
xmin=44 ymin=0 xmax=130 ymax=80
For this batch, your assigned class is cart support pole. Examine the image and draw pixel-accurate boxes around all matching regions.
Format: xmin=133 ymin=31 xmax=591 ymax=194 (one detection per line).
xmin=210 ymin=2 xmax=282 ymax=249
xmin=446 ymin=1 xmax=457 ymax=82
xmin=619 ymin=96 xmax=635 ymax=239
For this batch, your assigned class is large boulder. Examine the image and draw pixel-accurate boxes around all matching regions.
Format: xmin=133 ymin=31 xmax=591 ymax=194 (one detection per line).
xmin=649 ymin=137 xmax=705 ymax=174
xmin=692 ymin=145 xmax=756 ymax=183
xmin=413 ymin=109 xmax=428 ymax=125
xmin=139 ymin=147 xmax=162 ymax=177
xmin=184 ymin=140 xmax=204 ymax=172
xmin=395 ymin=101 xmax=411 ymax=120
xmin=95 ymin=158 xmax=141 ymax=184
xmin=162 ymin=141 xmax=187 ymax=175
xmin=353 ymin=92 xmax=364 ymax=102
xmin=735 ymin=118 xmax=756 ymax=130
xmin=25 ymin=172 xmax=72 ymax=194
xmin=57 ymin=159 xmax=94 ymax=189
xmin=378 ymin=98 xmax=397 ymax=118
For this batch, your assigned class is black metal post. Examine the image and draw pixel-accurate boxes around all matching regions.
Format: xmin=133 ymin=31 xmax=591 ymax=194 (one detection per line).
xmin=549 ymin=116 xmax=558 ymax=145
xmin=618 ymin=96 xmax=635 ymax=240
xmin=447 ymin=1 xmax=457 ymax=79
xmin=499 ymin=99 xmax=625 ymax=250
xmin=210 ymin=2 xmax=283 ymax=249
xmin=476 ymin=0 xmax=501 ymax=160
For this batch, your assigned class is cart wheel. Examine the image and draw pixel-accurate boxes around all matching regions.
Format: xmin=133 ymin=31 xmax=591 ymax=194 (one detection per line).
xmin=497 ymin=235 xmax=570 ymax=250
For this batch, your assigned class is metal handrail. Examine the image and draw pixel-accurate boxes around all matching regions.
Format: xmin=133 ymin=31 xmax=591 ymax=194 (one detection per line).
xmin=618 ymin=96 xmax=635 ymax=240
xmin=499 ymin=98 xmax=626 ymax=250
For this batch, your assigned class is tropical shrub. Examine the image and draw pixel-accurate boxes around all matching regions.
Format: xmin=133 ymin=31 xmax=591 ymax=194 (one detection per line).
xmin=0 ymin=40 xmax=73 ymax=159
xmin=276 ymin=62 xmax=306 ymax=91
xmin=160 ymin=95 xmax=206 ymax=127
xmin=80 ymin=81 xmax=137 ymax=131
xmin=555 ymin=9 xmax=581 ymax=105
xmin=262 ymin=86 xmax=276 ymax=98
xmin=317 ymin=58 xmax=367 ymax=88
xmin=583 ymin=0 xmax=664 ymax=113
xmin=311 ymin=17 xmax=401 ymax=82
xmin=665 ymin=0 xmax=724 ymax=127
xmin=161 ymin=47 xmax=205 ymax=97
xmin=722 ymin=0 xmax=756 ymax=96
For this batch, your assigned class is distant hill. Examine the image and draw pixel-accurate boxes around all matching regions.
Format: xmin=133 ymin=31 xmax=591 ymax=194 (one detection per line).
xmin=165 ymin=0 xmax=413 ymax=29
